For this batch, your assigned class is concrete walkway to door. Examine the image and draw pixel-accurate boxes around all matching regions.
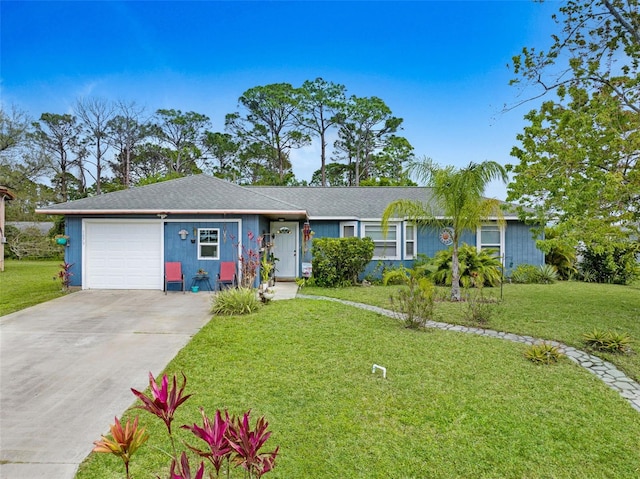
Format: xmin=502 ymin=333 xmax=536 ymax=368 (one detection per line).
xmin=0 ymin=290 xmax=213 ymax=479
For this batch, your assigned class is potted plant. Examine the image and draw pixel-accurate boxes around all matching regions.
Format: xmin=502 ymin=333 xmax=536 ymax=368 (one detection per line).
xmin=261 ymin=287 xmax=275 ymax=302
xmin=260 ymin=255 xmax=274 ymax=291
xmin=54 ymin=234 xmax=69 ymax=246
xmin=195 ymin=268 xmax=208 ymax=279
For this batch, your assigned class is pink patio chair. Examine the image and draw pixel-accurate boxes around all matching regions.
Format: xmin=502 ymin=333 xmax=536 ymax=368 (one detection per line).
xmin=217 ymin=261 xmax=237 ymax=290
xmin=164 ymin=262 xmax=185 ymax=294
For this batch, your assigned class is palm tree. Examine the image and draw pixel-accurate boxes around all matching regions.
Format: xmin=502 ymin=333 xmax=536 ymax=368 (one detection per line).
xmin=382 ymin=158 xmax=508 ymax=301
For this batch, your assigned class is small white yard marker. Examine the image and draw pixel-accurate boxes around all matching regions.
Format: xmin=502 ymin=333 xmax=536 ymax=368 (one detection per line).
xmin=372 ymin=364 xmax=387 ymax=379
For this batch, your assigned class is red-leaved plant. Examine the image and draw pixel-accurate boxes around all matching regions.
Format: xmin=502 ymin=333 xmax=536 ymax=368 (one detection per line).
xmin=183 ymin=408 xmax=233 ymax=475
xmin=230 ymin=231 xmax=263 ymax=288
xmin=227 ymin=410 xmax=279 ymax=478
xmin=93 ymin=416 xmax=149 ymax=479
xmin=131 ymin=371 xmax=191 ymax=456
xmin=161 ymin=451 xmax=205 ymax=479
xmin=183 ymin=408 xmax=279 ymax=478
xmin=94 ymin=371 xmax=279 ymax=478
xmin=54 ymin=262 xmax=74 ymax=290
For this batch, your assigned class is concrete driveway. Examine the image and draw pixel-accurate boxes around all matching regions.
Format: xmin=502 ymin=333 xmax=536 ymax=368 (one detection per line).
xmin=0 ymin=290 xmax=213 ymax=479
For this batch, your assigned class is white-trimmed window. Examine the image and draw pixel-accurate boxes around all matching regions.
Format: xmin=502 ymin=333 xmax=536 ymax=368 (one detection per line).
xmin=477 ymin=223 xmax=503 ymax=261
xmin=404 ymin=223 xmax=417 ymax=259
xmin=340 ymin=221 xmax=357 ymax=238
xmin=198 ymin=228 xmax=219 ymax=260
xmin=363 ymin=222 xmax=400 ymax=260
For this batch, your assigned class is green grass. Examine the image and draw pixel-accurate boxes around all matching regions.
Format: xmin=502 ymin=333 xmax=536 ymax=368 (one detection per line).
xmin=304 ymin=281 xmax=640 ymax=381
xmin=3 ymin=265 xmax=637 ymax=477
xmin=0 ymin=259 xmax=66 ymax=316
xmin=76 ymin=299 xmax=640 ymax=479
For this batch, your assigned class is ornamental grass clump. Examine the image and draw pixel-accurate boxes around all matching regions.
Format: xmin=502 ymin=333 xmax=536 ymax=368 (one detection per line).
xmin=510 ymin=264 xmax=558 ymax=284
xmin=524 ymin=342 xmax=564 ymax=365
xmin=211 ymin=287 xmax=262 ymax=316
xmin=583 ymin=329 xmax=632 ymax=353
xmin=605 ymin=331 xmax=633 ymax=353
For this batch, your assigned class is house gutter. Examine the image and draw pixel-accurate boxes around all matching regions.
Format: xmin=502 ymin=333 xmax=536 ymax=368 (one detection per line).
xmin=36 ymin=208 xmax=309 ymax=218
xmin=308 ymin=215 xmax=520 ymax=221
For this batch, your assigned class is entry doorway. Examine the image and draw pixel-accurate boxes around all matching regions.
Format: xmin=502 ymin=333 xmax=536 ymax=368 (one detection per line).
xmin=271 ymin=221 xmax=298 ymax=280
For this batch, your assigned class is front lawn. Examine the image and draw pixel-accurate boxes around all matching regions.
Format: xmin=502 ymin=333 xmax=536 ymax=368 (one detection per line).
xmin=4 ymin=263 xmax=638 ymax=477
xmin=304 ymin=281 xmax=640 ymax=381
xmin=0 ymin=259 xmax=66 ymax=316
xmin=76 ymin=298 xmax=640 ymax=478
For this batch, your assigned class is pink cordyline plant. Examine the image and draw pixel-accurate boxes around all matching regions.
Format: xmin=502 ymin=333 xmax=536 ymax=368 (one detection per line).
xmin=131 ymin=371 xmax=191 ymax=457
xmin=159 ymin=451 xmax=205 ymax=479
xmin=131 ymin=372 xmax=192 ymax=435
xmin=227 ymin=410 xmax=279 ymax=478
xmin=93 ymin=416 xmax=148 ymax=479
xmin=182 ymin=408 xmax=233 ymax=476
xmin=234 ymin=231 xmax=263 ymax=287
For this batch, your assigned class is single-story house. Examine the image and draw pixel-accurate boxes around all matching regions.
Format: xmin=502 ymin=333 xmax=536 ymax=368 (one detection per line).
xmin=36 ymin=174 xmax=543 ymax=290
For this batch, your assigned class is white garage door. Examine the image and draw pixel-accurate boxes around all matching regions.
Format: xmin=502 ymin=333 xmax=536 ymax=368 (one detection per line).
xmin=84 ymin=221 xmax=163 ymax=289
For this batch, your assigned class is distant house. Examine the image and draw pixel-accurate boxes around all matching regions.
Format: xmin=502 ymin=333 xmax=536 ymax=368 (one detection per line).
xmin=36 ymin=174 xmax=543 ymax=290
xmin=7 ymin=222 xmax=55 ymax=235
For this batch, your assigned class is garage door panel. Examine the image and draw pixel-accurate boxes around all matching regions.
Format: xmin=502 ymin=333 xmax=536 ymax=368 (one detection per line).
xmin=85 ymin=222 xmax=162 ymax=290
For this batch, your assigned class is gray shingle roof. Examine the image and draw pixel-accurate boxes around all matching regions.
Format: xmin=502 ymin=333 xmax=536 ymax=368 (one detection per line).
xmin=36 ymin=175 xmax=306 ymax=215
xmin=7 ymin=222 xmax=55 ymax=234
xmin=37 ymin=174 xmax=517 ymax=219
xmin=247 ymin=186 xmax=437 ymax=218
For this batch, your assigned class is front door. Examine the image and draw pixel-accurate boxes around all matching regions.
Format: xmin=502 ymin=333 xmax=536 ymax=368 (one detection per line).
xmin=271 ymin=221 xmax=297 ymax=280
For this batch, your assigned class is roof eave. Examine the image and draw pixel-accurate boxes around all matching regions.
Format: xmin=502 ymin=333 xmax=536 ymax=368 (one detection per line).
xmin=36 ymin=208 xmax=309 ymax=218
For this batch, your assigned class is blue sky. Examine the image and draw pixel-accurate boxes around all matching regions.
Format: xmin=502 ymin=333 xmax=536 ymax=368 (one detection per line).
xmin=1 ymin=1 xmax=560 ymax=198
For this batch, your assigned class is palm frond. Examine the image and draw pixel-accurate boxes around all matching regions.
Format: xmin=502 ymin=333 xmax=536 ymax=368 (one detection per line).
xmin=382 ymin=199 xmax=440 ymax=234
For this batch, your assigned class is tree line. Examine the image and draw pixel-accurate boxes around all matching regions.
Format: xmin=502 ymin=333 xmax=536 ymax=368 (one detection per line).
xmin=0 ymin=79 xmax=416 ymax=219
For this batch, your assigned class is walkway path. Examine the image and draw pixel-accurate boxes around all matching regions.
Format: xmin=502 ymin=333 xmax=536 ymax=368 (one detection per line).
xmin=298 ymin=294 xmax=640 ymax=413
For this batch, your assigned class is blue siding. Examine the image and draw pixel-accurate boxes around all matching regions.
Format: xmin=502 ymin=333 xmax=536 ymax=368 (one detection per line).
xmin=310 ymin=221 xmax=340 ymax=239
xmin=504 ymin=222 xmax=544 ymax=275
xmin=301 ymin=221 xmax=338 ymax=265
xmin=303 ymin=219 xmax=544 ymax=281
xmin=63 ymin=214 xmax=259 ymax=289
xmin=163 ymin=220 xmax=241 ymax=291
xmin=257 ymin=216 xmax=271 ymax=242
xmin=65 ymin=216 xmax=83 ymax=287
xmin=65 ymin=211 xmax=544 ymax=288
